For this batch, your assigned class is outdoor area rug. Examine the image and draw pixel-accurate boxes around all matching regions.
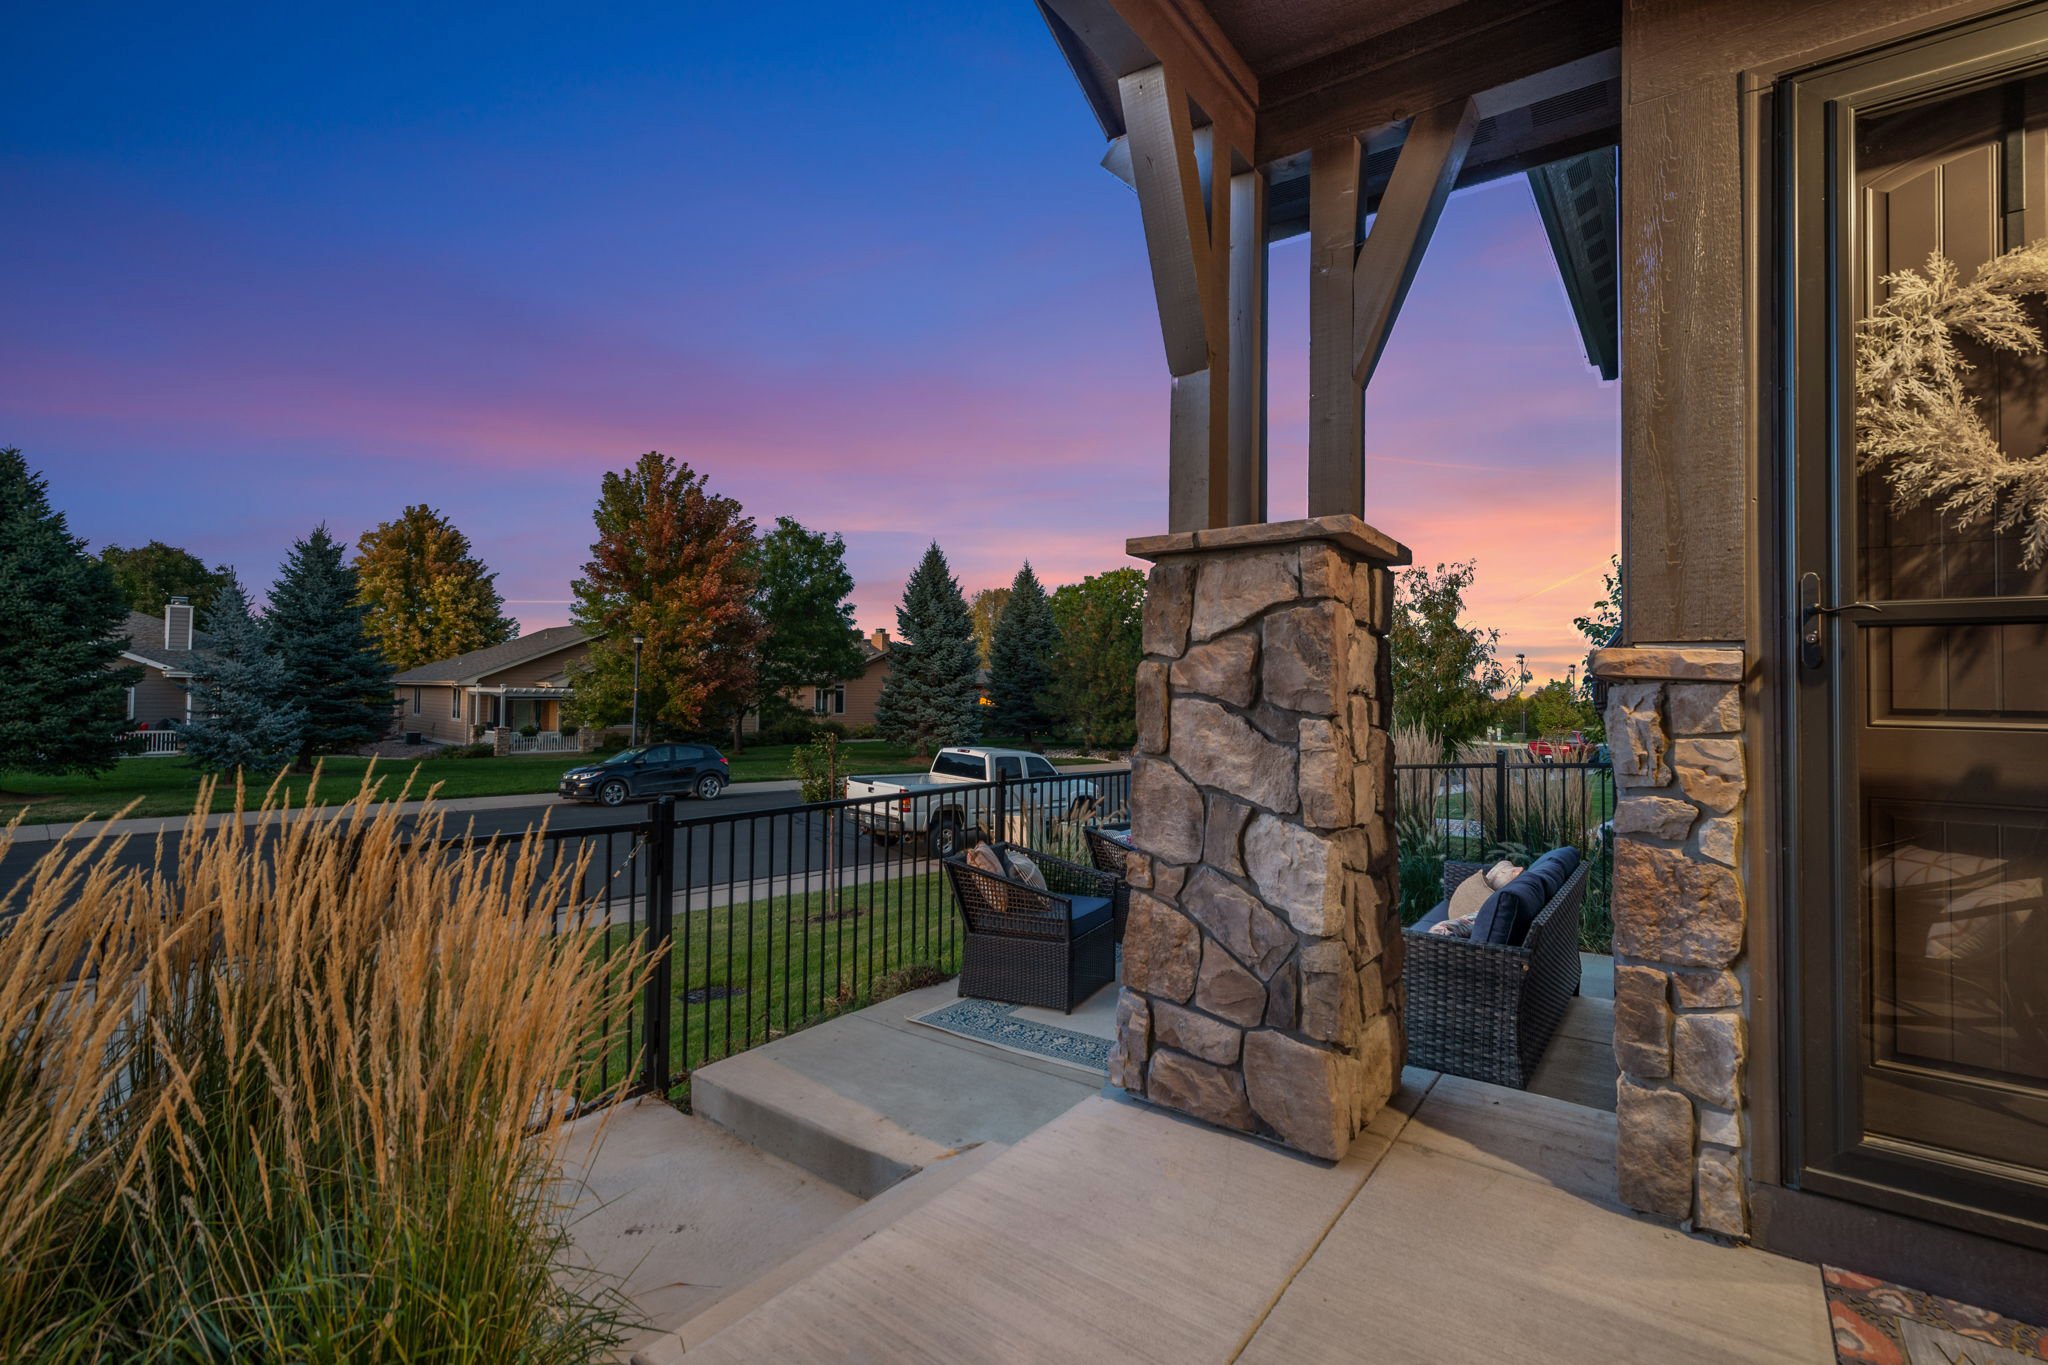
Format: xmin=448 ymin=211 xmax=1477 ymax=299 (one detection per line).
xmin=1826 ymin=1266 xmax=2048 ymax=1364
xmin=909 ymin=998 xmax=1111 ymax=1075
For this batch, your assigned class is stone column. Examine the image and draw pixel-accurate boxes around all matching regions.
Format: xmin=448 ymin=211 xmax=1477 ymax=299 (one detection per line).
xmin=1591 ymin=645 xmax=1749 ymax=1238
xmin=1113 ymin=515 xmax=1408 ymax=1161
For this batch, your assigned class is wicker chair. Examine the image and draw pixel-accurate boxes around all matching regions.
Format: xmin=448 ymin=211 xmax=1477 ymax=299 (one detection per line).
xmin=943 ymin=843 xmax=1119 ymax=1013
xmin=1080 ymin=824 xmax=1135 ymax=939
xmin=1403 ymin=858 xmax=1588 ymax=1089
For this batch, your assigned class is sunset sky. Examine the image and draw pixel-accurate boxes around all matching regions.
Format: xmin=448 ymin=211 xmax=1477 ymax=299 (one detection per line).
xmin=5 ymin=2 xmax=1618 ymax=680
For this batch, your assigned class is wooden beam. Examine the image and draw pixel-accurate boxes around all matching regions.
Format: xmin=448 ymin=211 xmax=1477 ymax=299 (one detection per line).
xmin=1351 ymin=98 xmax=1478 ymax=388
xmin=1227 ymin=167 xmax=1268 ymax=525
xmin=1039 ymin=0 xmax=1256 ymax=157
xmin=1308 ymin=136 xmax=1363 ymax=519
xmin=1255 ymin=0 xmax=1618 ymax=164
xmin=1120 ymin=64 xmax=1221 ymax=378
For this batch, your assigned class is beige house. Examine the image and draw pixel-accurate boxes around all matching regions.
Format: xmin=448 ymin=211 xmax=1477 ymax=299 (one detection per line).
xmin=1040 ymin=0 xmax=2048 ymax=1312
xmin=116 ymin=598 xmax=209 ymax=741
xmin=792 ymin=628 xmax=894 ymax=729
xmin=390 ymin=626 xmax=589 ymax=744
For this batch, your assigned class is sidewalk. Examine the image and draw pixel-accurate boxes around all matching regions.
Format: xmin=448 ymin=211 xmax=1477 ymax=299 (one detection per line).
xmin=3 ymin=780 xmax=807 ymax=844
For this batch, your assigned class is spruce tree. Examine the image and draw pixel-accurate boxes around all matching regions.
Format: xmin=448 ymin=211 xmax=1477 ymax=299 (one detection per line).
xmin=986 ymin=562 xmax=1059 ymax=745
xmin=180 ymin=576 xmax=305 ymax=774
xmin=267 ymin=525 xmax=394 ymax=766
xmin=874 ymin=542 xmax=981 ymax=757
xmin=0 ymin=449 xmax=138 ymax=780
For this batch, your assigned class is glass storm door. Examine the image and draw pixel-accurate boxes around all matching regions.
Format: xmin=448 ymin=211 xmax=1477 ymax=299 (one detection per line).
xmin=1785 ymin=10 xmax=2048 ymax=1248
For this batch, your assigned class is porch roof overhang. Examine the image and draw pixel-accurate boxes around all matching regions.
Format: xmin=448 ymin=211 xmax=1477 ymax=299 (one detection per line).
xmin=1040 ymin=0 xmax=1622 ymax=376
xmin=471 ymin=684 xmax=572 ymax=699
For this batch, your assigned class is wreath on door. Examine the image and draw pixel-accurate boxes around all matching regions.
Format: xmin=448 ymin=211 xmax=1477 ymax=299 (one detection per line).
xmin=1855 ymin=237 xmax=2048 ymax=568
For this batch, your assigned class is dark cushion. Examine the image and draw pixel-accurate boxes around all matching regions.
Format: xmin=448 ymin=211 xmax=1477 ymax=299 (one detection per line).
xmin=1520 ymin=847 xmax=1582 ymax=905
xmin=1066 ymin=894 xmax=1115 ymax=938
xmin=1473 ymin=876 xmax=1546 ymax=946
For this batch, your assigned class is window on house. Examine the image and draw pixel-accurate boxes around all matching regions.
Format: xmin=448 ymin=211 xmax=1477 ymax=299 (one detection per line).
xmin=126 ymin=686 xmax=136 ymax=722
xmin=452 ymin=689 xmax=462 ymax=719
xmin=412 ymin=687 xmax=421 ymax=715
xmin=813 ymin=686 xmax=846 ymax=715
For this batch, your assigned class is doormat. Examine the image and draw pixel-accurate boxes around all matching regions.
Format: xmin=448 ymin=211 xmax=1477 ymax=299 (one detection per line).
xmin=910 ymin=998 xmax=1110 ymax=1075
xmin=1826 ymin=1266 xmax=2047 ymax=1364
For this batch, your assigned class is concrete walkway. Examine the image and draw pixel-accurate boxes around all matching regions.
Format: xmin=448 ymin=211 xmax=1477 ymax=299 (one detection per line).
xmin=681 ymin=1071 xmax=1834 ymax=1363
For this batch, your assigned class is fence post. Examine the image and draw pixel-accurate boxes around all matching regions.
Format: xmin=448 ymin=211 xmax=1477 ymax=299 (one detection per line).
xmin=642 ymin=796 xmax=676 ymax=1095
xmin=994 ymin=768 xmax=1009 ymax=845
xmin=1493 ymin=748 xmax=1510 ymax=848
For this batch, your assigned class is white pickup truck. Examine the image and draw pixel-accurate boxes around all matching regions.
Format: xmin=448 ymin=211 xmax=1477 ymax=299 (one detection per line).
xmin=846 ymin=747 xmax=1104 ymax=855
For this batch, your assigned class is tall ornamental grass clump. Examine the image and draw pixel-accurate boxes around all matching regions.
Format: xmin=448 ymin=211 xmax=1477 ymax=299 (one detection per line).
xmin=0 ymin=773 xmax=651 ymax=1362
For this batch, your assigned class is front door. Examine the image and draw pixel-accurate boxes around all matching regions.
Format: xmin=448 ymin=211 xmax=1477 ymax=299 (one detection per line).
xmin=1785 ymin=10 xmax=2048 ymax=1248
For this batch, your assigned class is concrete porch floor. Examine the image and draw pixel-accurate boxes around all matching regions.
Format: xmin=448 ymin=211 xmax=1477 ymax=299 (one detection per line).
xmin=612 ymin=961 xmax=1834 ymax=1362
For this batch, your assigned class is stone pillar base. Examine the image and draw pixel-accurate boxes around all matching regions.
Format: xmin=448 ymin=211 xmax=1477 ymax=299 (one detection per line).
xmin=1114 ymin=515 xmax=1409 ymax=1161
xmin=1591 ymin=645 xmax=1750 ymax=1238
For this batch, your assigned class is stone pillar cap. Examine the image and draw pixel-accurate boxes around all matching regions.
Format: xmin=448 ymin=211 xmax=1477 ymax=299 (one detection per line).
xmin=1127 ymin=515 xmax=1411 ymax=566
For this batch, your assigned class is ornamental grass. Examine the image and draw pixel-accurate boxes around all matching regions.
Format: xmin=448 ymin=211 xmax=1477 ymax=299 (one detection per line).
xmin=0 ymin=771 xmax=651 ymax=1362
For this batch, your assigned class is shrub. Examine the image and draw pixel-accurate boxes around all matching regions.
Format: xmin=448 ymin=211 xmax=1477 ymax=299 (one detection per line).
xmin=0 ymin=776 xmax=651 ymax=1360
xmin=561 ymin=723 xmax=580 ymax=738
xmin=520 ymin=723 xmax=541 ymax=738
xmin=872 ymin=962 xmax=950 ymax=1003
xmin=431 ymin=741 xmax=495 ymax=760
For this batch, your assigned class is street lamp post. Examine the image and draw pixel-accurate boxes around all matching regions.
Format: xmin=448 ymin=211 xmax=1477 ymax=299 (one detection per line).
xmin=630 ymin=634 xmax=645 ymax=747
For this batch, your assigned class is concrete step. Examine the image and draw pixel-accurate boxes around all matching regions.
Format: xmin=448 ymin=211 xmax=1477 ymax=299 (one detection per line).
xmin=627 ymin=1141 xmax=1007 ymax=1363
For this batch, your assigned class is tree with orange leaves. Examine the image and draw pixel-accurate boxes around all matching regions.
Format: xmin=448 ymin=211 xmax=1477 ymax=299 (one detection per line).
xmin=566 ymin=452 xmax=764 ymax=740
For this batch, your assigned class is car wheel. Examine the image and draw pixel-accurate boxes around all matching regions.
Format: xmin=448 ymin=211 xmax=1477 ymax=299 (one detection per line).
xmin=599 ymin=779 xmax=629 ymax=807
xmin=928 ymin=813 xmax=964 ymax=857
xmin=694 ymin=773 xmax=724 ymax=801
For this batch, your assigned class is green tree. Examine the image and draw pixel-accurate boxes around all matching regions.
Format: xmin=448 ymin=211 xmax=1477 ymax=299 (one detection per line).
xmin=99 ymin=540 xmax=236 ymax=620
xmin=1048 ymin=567 xmax=1145 ymax=750
xmin=180 ymin=576 xmax=305 ymax=773
xmin=0 ymin=450 xmax=139 ymax=781
xmin=1524 ymin=678 xmax=1599 ymax=739
xmin=353 ymin=505 xmax=515 ymax=671
xmin=567 ymin=453 xmax=764 ymax=739
xmin=874 ymin=543 xmax=981 ymax=757
xmin=1389 ymin=561 xmax=1506 ymax=759
xmin=1573 ymin=554 xmax=1623 ymax=734
xmin=968 ymin=586 xmax=1011 ymax=668
xmin=750 ymin=517 xmax=864 ymax=748
xmin=266 ymin=525 xmax=394 ymax=766
xmin=987 ymin=563 xmax=1059 ymax=745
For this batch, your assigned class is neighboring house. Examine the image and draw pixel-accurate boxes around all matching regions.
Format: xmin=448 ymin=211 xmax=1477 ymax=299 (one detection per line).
xmin=116 ymin=597 xmax=211 ymax=731
xmin=792 ymin=628 xmax=894 ymax=729
xmin=389 ymin=626 xmax=589 ymax=744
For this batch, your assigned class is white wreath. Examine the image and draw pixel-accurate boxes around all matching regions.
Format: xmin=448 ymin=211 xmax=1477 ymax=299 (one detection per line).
xmin=1855 ymin=238 xmax=2048 ymax=569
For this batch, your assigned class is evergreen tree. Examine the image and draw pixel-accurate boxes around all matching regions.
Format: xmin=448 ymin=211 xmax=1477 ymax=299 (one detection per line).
xmin=0 ymin=449 xmax=138 ymax=780
xmin=100 ymin=540 xmax=235 ymax=619
xmin=354 ymin=505 xmax=515 ymax=671
xmin=180 ymin=576 xmax=304 ymax=773
xmin=749 ymin=517 xmax=864 ymax=746
xmin=1048 ymin=568 xmax=1145 ymax=750
xmin=266 ymin=525 xmax=394 ymax=766
xmin=568 ymin=453 xmax=764 ymax=738
xmin=986 ymin=562 xmax=1059 ymax=744
xmin=874 ymin=543 xmax=981 ymax=757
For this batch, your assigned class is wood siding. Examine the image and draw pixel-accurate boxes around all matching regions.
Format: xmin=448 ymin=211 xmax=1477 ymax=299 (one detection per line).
xmin=129 ymin=667 xmax=188 ymax=727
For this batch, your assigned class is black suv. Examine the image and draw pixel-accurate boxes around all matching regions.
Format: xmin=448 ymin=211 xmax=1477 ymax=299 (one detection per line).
xmin=558 ymin=743 xmax=729 ymax=806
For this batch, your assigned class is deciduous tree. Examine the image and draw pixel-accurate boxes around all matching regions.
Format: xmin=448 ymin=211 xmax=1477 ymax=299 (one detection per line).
xmin=749 ymin=517 xmax=864 ymax=748
xmin=1389 ymin=561 xmax=1505 ymax=759
xmin=987 ymin=563 xmax=1058 ymax=744
xmin=874 ymin=543 xmax=980 ymax=757
xmin=266 ymin=525 xmax=394 ymax=766
xmin=1047 ymin=567 xmax=1145 ymax=750
xmin=968 ymin=587 xmax=1010 ymax=668
xmin=180 ymin=576 xmax=304 ymax=774
xmin=0 ymin=450 xmax=138 ymax=781
xmin=99 ymin=540 xmax=235 ymax=619
xmin=568 ymin=453 xmax=764 ymax=739
xmin=354 ymin=505 xmax=515 ymax=671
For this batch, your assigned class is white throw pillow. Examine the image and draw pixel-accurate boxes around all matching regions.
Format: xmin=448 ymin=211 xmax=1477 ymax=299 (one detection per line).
xmin=1485 ymin=860 xmax=1523 ymax=890
xmin=1003 ymin=850 xmax=1049 ymax=891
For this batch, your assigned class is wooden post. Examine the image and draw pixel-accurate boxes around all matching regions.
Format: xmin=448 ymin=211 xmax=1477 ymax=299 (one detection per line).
xmin=1120 ymin=63 xmax=1234 ymax=532
xmin=1352 ymin=98 xmax=1478 ymax=388
xmin=1308 ymin=136 xmax=1363 ymax=518
xmin=1227 ymin=167 xmax=1268 ymax=525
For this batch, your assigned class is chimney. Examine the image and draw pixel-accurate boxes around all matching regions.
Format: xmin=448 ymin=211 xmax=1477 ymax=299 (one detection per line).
xmin=164 ymin=597 xmax=194 ymax=652
xmin=870 ymin=628 xmax=890 ymax=651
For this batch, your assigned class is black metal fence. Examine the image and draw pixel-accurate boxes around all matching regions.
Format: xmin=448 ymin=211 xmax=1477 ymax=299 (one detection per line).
xmin=1391 ymin=752 xmax=1616 ymax=950
xmin=443 ymin=766 xmax=1133 ymax=1104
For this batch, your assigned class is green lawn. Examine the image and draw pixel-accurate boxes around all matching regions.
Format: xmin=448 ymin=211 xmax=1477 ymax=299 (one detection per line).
xmin=2 ymin=743 xmax=1116 ymax=825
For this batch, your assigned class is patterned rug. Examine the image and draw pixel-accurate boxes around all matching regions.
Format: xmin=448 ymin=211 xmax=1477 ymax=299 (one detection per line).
xmin=910 ymin=997 xmax=1111 ymax=1074
xmin=1827 ymin=1267 xmax=2048 ymax=1364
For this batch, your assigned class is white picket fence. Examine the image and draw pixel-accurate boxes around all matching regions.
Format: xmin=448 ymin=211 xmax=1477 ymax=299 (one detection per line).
xmin=503 ymin=730 xmax=572 ymax=753
xmin=123 ymin=730 xmax=184 ymax=757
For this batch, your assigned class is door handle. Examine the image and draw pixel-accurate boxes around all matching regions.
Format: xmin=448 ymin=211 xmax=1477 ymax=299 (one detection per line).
xmin=1800 ymin=572 xmax=1884 ymax=670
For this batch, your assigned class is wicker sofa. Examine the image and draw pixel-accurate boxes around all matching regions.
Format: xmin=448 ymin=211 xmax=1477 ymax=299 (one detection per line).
xmin=942 ymin=843 xmax=1120 ymax=1013
xmin=1080 ymin=823 xmax=1135 ymax=938
xmin=1403 ymin=855 xmax=1589 ymax=1088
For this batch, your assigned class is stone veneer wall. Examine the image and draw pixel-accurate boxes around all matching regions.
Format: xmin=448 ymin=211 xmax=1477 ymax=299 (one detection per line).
xmin=1592 ymin=645 xmax=1750 ymax=1238
xmin=1110 ymin=516 xmax=1407 ymax=1162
